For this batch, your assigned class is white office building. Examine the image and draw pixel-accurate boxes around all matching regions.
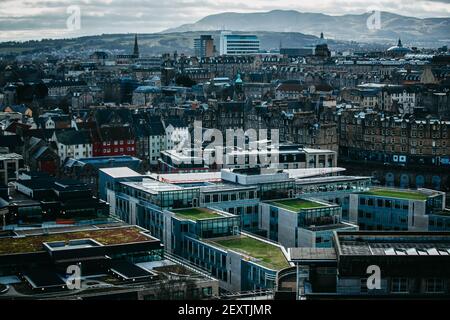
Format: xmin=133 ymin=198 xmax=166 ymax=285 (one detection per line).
xmin=220 ymin=31 xmax=260 ymax=56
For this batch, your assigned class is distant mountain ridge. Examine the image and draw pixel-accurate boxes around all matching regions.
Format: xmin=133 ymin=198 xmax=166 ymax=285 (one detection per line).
xmin=163 ymin=10 xmax=450 ymax=46
xmin=1 ymin=31 xmax=369 ymax=56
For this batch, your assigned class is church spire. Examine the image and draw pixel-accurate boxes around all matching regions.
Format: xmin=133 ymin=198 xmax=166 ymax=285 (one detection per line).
xmin=133 ymin=34 xmax=140 ymax=57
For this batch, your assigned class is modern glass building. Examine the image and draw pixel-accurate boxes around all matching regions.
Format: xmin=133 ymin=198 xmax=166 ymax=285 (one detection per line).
xmin=99 ymin=167 xmax=449 ymax=293
xmin=348 ymin=188 xmax=449 ymax=231
xmin=220 ymin=32 xmax=260 ymax=56
xmin=280 ymin=231 xmax=450 ymax=299
xmin=194 ymin=35 xmax=215 ymax=58
xmin=260 ymin=198 xmax=358 ymax=248
xmin=166 ymin=207 xmax=290 ymax=292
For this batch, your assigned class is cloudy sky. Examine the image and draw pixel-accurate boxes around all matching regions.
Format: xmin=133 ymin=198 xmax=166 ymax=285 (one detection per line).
xmin=0 ymin=0 xmax=449 ymax=42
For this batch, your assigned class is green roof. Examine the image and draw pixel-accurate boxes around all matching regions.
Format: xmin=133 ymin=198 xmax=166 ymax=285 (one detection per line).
xmin=210 ymin=235 xmax=290 ymax=270
xmin=173 ymin=208 xmax=223 ymax=221
xmin=0 ymin=227 xmax=151 ymax=255
xmin=361 ymin=189 xmax=428 ymax=201
xmin=271 ymin=199 xmax=326 ymax=211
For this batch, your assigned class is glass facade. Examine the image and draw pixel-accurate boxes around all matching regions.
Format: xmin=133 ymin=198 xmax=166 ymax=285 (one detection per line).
xmin=298 ymin=207 xmax=341 ymax=227
xmin=357 ymin=195 xmax=410 ymax=230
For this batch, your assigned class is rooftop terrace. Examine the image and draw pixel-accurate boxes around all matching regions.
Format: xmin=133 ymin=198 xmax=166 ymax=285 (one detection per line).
xmin=271 ymin=199 xmax=327 ymax=211
xmin=0 ymin=227 xmax=152 ymax=255
xmin=173 ymin=208 xmax=224 ymax=221
xmin=209 ymin=235 xmax=290 ymax=270
xmin=361 ymin=189 xmax=428 ymax=201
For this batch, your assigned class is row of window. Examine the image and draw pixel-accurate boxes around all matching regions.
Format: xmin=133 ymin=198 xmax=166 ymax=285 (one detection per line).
xmin=101 ymin=147 xmax=135 ymax=153
xmin=203 ymin=191 xmax=257 ymax=203
xmin=102 ymin=140 xmax=134 ymax=146
xmin=360 ymin=278 xmax=446 ymax=294
xmin=359 ymin=197 xmax=409 ymax=210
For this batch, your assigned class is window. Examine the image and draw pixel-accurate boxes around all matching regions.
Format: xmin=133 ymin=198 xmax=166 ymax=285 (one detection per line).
xmin=391 ymin=278 xmax=408 ymax=293
xmin=360 ymin=278 xmax=368 ymax=293
xmin=425 ymin=279 xmax=444 ymax=293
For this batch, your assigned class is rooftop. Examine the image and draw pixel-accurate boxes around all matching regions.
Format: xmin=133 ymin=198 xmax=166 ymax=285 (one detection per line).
xmin=173 ymin=208 xmax=224 ymax=221
xmin=0 ymin=153 xmax=23 ymax=161
xmin=208 ymin=235 xmax=289 ymax=270
xmin=149 ymin=172 xmax=221 ymax=184
xmin=336 ymin=232 xmax=450 ymax=257
xmin=100 ymin=167 xmax=142 ymax=179
xmin=0 ymin=226 xmax=153 ymax=255
xmin=289 ymin=248 xmax=337 ymax=262
xmin=270 ymin=199 xmax=327 ymax=211
xmin=361 ymin=189 xmax=429 ymax=200
xmin=122 ymin=179 xmax=187 ymax=195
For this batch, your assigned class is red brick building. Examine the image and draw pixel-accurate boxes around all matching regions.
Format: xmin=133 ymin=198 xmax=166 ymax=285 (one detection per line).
xmin=92 ymin=127 xmax=136 ymax=157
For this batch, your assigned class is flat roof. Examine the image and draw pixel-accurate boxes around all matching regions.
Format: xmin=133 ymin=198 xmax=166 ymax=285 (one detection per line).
xmin=23 ymin=269 xmax=66 ymax=290
xmin=0 ymin=226 xmax=154 ymax=255
xmin=336 ymin=232 xmax=450 ymax=257
xmin=306 ymin=223 xmax=356 ymax=232
xmin=150 ymin=172 xmax=222 ymax=183
xmin=110 ymin=261 xmax=156 ymax=280
xmin=287 ymin=168 xmax=346 ymax=179
xmin=270 ymin=199 xmax=329 ymax=211
xmin=121 ymin=179 xmax=188 ymax=194
xmin=295 ymin=175 xmax=371 ymax=185
xmin=289 ymin=248 xmax=337 ymax=262
xmin=99 ymin=167 xmax=142 ymax=178
xmin=173 ymin=208 xmax=224 ymax=221
xmin=360 ymin=189 xmax=429 ymax=200
xmin=207 ymin=235 xmax=290 ymax=270
xmin=200 ymin=182 xmax=256 ymax=193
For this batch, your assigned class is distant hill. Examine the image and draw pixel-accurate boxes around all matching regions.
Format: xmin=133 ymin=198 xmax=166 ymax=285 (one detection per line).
xmin=0 ymin=31 xmax=372 ymax=57
xmin=163 ymin=10 xmax=450 ymax=47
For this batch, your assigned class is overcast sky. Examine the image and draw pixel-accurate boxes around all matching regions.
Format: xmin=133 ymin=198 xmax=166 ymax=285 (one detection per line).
xmin=0 ymin=0 xmax=449 ymax=42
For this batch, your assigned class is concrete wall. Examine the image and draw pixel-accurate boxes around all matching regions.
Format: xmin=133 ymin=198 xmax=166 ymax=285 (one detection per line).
xmin=259 ymin=203 xmax=271 ymax=233
xmin=226 ymin=250 xmax=242 ymax=292
xmin=408 ymin=200 xmax=429 ymax=231
xmin=348 ymin=193 xmax=359 ymax=223
xmin=277 ymin=208 xmax=298 ymax=248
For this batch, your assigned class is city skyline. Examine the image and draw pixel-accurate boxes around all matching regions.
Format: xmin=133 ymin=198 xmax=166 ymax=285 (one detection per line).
xmin=0 ymin=0 xmax=450 ymax=42
xmin=0 ymin=0 xmax=450 ymax=304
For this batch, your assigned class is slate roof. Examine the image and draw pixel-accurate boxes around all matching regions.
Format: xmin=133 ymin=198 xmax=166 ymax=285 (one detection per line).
xmin=98 ymin=126 xmax=134 ymax=141
xmin=55 ymin=130 xmax=92 ymax=145
xmin=3 ymin=104 xmax=30 ymax=114
xmin=165 ymin=117 xmax=188 ymax=129
xmin=95 ymin=109 xmax=133 ymax=126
